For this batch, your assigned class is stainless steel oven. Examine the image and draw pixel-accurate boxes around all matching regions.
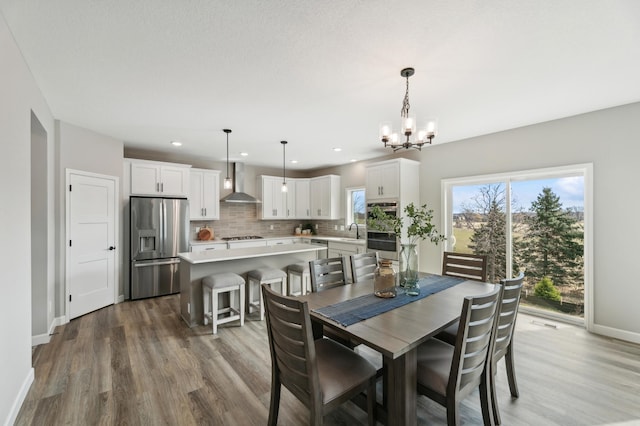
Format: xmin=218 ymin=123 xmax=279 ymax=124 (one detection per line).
xmin=366 ymin=201 xmax=399 ymax=260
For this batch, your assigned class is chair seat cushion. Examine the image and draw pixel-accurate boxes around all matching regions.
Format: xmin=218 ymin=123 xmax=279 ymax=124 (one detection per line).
xmin=248 ymin=268 xmax=287 ymax=281
xmin=287 ymin=262 xmax=309 ymax=273
xmin=435 ymin=321 xmax=459 ymax=345
xmin=416 ymin=338 xmax=455 ymax=396
xmin=202 ymin=272 xmax=245 ymax=289
xmin=315 ymin=338 xmax=377 ymax=405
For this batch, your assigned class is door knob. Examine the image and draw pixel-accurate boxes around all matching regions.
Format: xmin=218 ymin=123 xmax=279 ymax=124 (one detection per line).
xmin=108 ymin=246 xmax=116 ymax=250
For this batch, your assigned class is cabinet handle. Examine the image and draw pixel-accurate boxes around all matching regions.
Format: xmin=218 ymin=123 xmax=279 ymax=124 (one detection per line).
xmin=161 ymin=182 xmax=164 ymax=192
xmin=156 ymin=182 xmax=160 ymax=192
xmin=307 ymin=209 xmax=309 ymax=216
xmin=204 ymin=208 xmax=207 ymax=216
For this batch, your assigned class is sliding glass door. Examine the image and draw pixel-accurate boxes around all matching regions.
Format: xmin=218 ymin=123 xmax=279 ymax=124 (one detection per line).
xmin=444 ymin=165 xmax=590 ymax=321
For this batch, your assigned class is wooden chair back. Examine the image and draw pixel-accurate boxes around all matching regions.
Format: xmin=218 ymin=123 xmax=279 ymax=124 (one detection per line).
xmin=442 ymin=251 xmax=488 ymax=282
xmin=449 ymin=285 xmax=502 ymax=400
xmin=309 ymin=257 xmax=349 ymax=292
xmin=350 ymin=251 xmax=379 ymax=283
xmin=261 ymin=284 xmax=319 ymax=413
xmin=493 ymin=272 xmax=524 ymax=361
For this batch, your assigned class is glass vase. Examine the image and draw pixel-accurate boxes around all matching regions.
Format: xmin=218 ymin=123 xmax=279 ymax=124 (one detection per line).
xmin=400 ymin=243 xmax=419 ymax=296
xmin=374 ymin=259 xmax=397 ymax=298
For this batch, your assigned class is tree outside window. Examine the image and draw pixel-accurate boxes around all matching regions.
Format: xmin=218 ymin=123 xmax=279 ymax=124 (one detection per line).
xmin=346 ymin=188 xmax=366 ymax=226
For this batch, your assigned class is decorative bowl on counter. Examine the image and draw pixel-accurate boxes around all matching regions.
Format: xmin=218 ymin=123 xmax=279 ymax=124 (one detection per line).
xmin=198 ymin=227 xmax=214 ymax=241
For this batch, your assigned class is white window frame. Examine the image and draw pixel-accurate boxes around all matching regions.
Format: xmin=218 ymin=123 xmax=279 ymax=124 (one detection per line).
xmin=441 ymin=163 xmax=593 ymax=329
xmin=345 ymin=186 xmax=366 ymax=229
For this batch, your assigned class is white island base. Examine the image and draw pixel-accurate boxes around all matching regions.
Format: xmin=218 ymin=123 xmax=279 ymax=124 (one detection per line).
xmin=178 ymin=243 xmax=327 ymax=327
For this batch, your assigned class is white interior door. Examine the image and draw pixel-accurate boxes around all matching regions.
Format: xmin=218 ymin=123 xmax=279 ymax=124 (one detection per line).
xmin=66 ymin=170 xmax=118 ymax=320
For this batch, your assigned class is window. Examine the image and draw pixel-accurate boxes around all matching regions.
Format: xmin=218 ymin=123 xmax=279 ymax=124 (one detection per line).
xmin=346 ymin=187 xmax=366 ymax=226
xmin=443 ymin=164 xmax=592 ymax=324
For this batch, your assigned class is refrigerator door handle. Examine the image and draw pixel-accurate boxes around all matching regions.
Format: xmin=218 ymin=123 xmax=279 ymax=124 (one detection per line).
xmin=133 ymin=259 xmax=180 ymax=267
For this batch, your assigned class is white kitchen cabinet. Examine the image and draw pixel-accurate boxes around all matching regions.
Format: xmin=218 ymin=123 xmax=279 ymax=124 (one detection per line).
xmin=266 ymin=238 xmax=298 ymax=246
xmin=226 ymin=239 xmax=268 ymax=249
xmin=365 ymin=158 xmax=419 ymax=203
xmin=293 ymin=179 xmax=311 ymax=219
xmin=257 ymin=175 xmax=287 ymax=219
xmin=130 ymin=160 xmax=190 ymax=196
xmin=190 ymin=242 xmax=228 ymax=252
xmin=189 ymin=168 xmax=220 ymax=220
xmin=310 ymin=175 xmax=341 ymax=219
xmin=366 ymin=161 xmax=399 ymax=200
xmin=327 ymin=240 xmax=365 ymax=281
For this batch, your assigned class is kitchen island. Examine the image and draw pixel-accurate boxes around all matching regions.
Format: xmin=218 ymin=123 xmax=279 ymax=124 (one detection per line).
xmin=178 ymin=243 xmax=327 ymax=327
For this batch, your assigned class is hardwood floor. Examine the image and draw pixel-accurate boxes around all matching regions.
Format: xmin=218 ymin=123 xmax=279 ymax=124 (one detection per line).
xmin=15 ymin=294 xmax=640 ymax=425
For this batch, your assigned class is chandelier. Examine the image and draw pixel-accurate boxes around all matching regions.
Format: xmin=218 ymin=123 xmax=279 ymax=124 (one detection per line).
xmin=380 ymin=67 xmax=437 ymax=151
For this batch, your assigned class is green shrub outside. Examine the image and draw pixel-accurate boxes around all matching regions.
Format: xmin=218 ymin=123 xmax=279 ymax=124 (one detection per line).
xmin=534 ymin=276 xmax=561 ymax=301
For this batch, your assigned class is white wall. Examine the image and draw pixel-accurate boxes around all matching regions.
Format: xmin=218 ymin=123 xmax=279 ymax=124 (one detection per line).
xmin=0 ymin=13 xmax=55 ymax=425
xmin=419 ymin=102 xmax=640 ymax=341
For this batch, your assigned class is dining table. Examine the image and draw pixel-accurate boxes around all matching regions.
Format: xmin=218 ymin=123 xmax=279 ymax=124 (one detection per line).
xmin=298 ymin=275 xmax=496 ymax=426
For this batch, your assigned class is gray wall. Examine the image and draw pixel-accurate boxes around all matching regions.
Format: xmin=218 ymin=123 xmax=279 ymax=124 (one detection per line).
xmin=31 ymin=112 xmax=49 ymax=338
xmin=0 ymin=13 xmax=55 ymax=424
xmin=56 ymin=121 xmax=124 ymax=303
xmin=419 ymin=102 xmax=640 ymax=341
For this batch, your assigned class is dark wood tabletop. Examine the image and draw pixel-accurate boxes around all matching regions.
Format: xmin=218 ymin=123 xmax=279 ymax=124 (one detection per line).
xmin=299 ymin=277 xmax=496 ymax=426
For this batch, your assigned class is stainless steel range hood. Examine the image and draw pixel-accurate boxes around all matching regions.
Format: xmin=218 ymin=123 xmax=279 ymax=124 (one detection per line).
xmin=220 ymin=162 xmax=260 ymax=203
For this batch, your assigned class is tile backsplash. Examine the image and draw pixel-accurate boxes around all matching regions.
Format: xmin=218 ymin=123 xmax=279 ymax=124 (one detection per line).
xmin=190 ymin=203 xmax=362 ymax=241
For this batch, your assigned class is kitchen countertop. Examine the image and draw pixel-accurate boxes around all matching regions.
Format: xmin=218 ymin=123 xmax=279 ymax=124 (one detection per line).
xmin=189 ymin=235 xmax=366 ymax=246
xmin=179 ymin=243 xmax=327 ymax=264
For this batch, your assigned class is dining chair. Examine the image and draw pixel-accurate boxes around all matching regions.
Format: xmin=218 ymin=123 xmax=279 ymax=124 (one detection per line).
xmin=442 ymin=251 xmax=488 ymax=282
xmin=350 ymin=251 xmax=380 ymax=283
xmin=436 ymin=251 xmax=489 ymax=344
xmin=490 ymin=272 xmax=524 ymax=425
xmin=261 ymin=284 xmax=377 ymax=426
xmin=416 ymin=285 xmax=503 ymax=426
xmin=308 ymin=257 xmax=357 ymax=349
xmin=309 ymin=257 xmax=350 ymax=292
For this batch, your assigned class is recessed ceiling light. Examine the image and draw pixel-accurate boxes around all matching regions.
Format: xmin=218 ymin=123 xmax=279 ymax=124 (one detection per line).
xmin=240 ymin=152 xmax=248 ymax=156
xmin=170 ymin=140 xmax=182 ymax=146
xmin=350 ymin=159 xmax=357 ymax=162
xmin=333 ymin=147 xmax=342 ymax=152
xmin=290 ymin=160 xmax=298 ymax=164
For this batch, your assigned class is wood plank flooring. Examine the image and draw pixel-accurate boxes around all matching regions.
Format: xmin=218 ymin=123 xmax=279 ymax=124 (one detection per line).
xmin=15 ymin=294 xmax=640 ymax=425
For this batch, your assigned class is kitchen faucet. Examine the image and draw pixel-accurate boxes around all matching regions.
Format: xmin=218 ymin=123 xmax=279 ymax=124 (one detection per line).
xmin=348 ymin=222 xmax=360 ymax=239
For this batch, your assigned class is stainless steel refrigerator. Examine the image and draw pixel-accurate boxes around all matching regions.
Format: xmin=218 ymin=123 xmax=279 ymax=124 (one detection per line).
xmin=130 ymin=196 xmax=189 ymax=300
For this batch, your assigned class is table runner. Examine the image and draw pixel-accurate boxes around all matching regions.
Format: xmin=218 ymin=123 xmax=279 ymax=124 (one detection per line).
xmin=312 ymin=275 xmax=465 ymax=327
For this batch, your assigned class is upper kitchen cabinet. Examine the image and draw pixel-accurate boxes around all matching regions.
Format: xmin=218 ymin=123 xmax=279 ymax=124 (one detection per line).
xmin=129 ymin=159 xmax=190 ymax=197
xmin=310 ymin=175 xmax=341 ymax=219
xmin=365 ymin=158 xmax=419 ymax=202
xmin=293 ymin=178 xmax=311 ymax=219
xmin=257 ymin=175 xmax=287 ymax=219
xmin=189 ymin=168 xmax=220 ymax=220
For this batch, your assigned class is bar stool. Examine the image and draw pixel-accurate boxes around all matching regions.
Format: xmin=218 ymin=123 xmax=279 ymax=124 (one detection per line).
xmin=202 ymin=272 xmax=245 ymax=334
xmin=287 ymin=262 xmax=311 ymax=296
xmin=246 ymin=268 xmax=287 ymax=320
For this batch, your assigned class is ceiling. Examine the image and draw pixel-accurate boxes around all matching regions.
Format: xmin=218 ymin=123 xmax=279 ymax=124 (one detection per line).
xmin=2 ymin=1 xmax=640 ymax=170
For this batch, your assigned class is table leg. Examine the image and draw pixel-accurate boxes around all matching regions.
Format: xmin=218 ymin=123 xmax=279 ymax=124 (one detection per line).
xmin=384 ymin=349 xmax=417 ymax=426
xmin=311 ymin=320 xmax=323 ymax=340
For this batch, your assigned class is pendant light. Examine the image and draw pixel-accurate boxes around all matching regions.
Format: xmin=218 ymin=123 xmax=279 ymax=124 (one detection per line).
xmin=281 ymin=140 xmax=288 ymax=193
xmin=379 ymin=67 xmax=437 ymax=151
xmin=223 ymin=129 xmax=232 ymax=189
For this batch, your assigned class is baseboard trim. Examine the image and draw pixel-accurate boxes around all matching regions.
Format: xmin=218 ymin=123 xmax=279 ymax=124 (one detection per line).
xmin=591 ymin=323 xmax=640 ymax=345
xmin=32 ymin=315 xmax=67 ymax=347
xmin=117 ymin=294 xmax=125 ymax=303
xmin=3 ymin=367 xmax=34 ymax=426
